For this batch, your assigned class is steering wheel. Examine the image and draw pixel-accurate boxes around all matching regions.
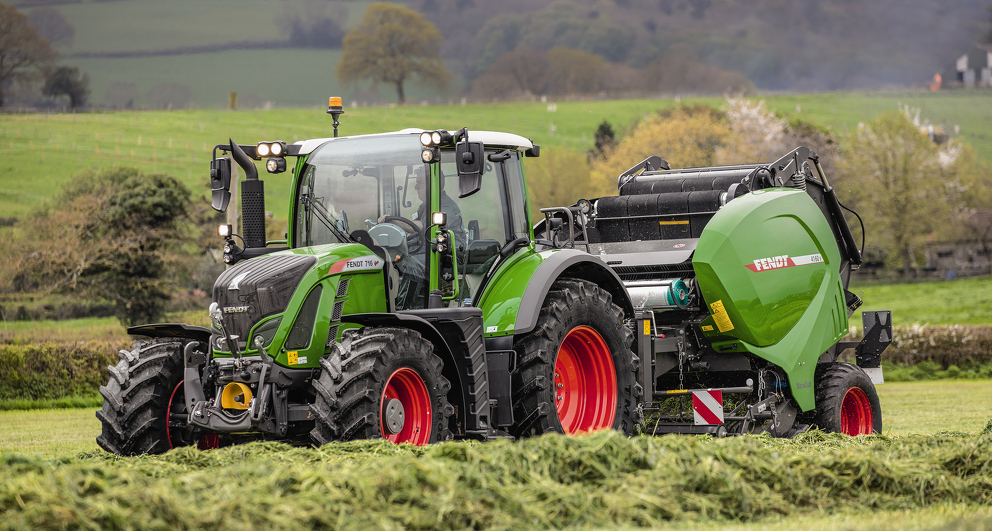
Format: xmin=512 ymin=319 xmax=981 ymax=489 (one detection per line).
xmin=381 ymin=215 xmax=425 ymax=249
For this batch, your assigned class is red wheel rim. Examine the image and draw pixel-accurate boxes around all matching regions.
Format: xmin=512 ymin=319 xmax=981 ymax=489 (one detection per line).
xmin=840 ymin=386 xmax=874 ymax=435
xmin=166 ymin=380 xmax=220 ymax=450
xmin=380 ymin=368 xmax=432 ymax=445
xmin=554 ymin=326 xmax=617 ymax=434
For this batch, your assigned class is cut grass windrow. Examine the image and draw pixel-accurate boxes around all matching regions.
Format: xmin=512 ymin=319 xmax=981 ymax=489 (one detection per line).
xmin=1 ymin=431 xmax=991 ymax=530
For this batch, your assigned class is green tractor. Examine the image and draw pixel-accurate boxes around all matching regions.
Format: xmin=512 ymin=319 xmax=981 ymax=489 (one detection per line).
xmin=97 ymin=100 xmax=891 ymax=454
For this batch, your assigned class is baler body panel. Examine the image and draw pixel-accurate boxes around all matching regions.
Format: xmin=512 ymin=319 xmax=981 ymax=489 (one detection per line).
xmin=693 ymin=188 xmax=849 ymax=410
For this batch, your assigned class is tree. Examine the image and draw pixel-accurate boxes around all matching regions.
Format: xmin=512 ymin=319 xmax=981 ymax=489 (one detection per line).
xmin=275 ymin=0 xmax=345 ymax=48
xmin=837 ymin=110 xmax=967 ymax=276
xmin=547 ymin=47 xmax=609 ymax=96
xmin=41 ymin=65 xmax=88 ymax=109
xmin=27 ymin=7 xmax=74 ymax=47
xmin=337 ymin=2 xmax=449 ymax=104
xmin=526 ymin=148 xmax=606 ymax=221
xmin=590 ymin=106 xmax=730 ymax=191
xmin=0 ymin=3 xmax=58 ymax=107
xmin=9 ymin=167 xmax=192 ymax=325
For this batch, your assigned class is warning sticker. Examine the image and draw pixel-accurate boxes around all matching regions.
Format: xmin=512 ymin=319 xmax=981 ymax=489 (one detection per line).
xmin=643 ymin=320 xmax=651 ymax=336
xmin=701 ymin=325 xmax=714 ymax=332
xmin=709 ymin=300 xmax=735 ymax=333
xmin=287 ymin=351 xmax=299 ymax=364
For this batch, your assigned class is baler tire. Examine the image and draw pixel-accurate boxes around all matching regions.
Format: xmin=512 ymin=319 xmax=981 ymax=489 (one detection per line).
xmin=96 ymin=338 xmax=210 ymax=455
xmin=510 ymin=278 xmax=641 ymax=438
xmin=316 ymin=327 xmax=453 ymax=445
xmin=812 ymin=362 xmax=882 ymax=436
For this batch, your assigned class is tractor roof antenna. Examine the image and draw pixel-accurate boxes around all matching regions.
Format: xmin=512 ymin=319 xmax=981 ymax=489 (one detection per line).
xmin=326 ymin=96 xmax=345 ymax=138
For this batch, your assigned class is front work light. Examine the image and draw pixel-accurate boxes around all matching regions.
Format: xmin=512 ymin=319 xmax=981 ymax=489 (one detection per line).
xmin=432 ymin=211 xmax=447 ymax=227
xmin=422 ymin=148 xmax=436 ymax=162
xmin=256 ymin=141 xmax=287 ymax=158
xmin=218 ymin=223 xmax=233 ymax=237
xmin=266 ymin=157 xmax=287 ymax=174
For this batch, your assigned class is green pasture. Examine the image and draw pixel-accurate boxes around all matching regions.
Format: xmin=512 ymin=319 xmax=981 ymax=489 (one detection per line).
xmin=850 ymin=275 xmax=992 ymax=328
xmin=4 ymin=92 xmax=991 ymax=222
xmin=55 ymin=0 xmax=372 ymax=54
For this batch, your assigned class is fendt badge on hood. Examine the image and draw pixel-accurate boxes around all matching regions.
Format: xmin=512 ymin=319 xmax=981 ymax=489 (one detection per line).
xmin=228 ymin=271 xmax=251 ymax=290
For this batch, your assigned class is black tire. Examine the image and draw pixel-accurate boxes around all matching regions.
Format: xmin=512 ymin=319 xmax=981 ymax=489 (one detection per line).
xmin=311 ymin=327 xmax=453 ymax=445
xmin=96 ymin=338 xmax=211 ymax=455
xmin=511 ymin=278 xmax=642 ymax=438
xmin=812 ymin=362 xmax=882 ymax=435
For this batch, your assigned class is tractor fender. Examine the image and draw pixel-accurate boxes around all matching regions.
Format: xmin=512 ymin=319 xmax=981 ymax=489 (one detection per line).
xmin=340 ymin=313 xmax=453 ymax=360
xmin=127 ymin=323 xmax=213 ymax=343
xmin=514 ymin=249 xmax=634 ymax=336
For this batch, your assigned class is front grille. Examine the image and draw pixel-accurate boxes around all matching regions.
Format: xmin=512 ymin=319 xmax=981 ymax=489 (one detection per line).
xmin=332 ymin=300 xmax=346 ymax=321
xmin=212 ymin=254 xmax=317 ymax=340
xmin=336 ymin=278 xmax=350 ymax=298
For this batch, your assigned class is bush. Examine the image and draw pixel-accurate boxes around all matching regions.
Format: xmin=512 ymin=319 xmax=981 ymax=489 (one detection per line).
xmin=0 ymin=341 xmax=127 ymax=400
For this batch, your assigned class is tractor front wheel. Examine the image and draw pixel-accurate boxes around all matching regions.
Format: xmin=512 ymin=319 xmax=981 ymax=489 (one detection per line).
xmin=511 ymin=278 xmax=642 ymax=438
xmin=311 ymin=327 xmax=453 ymax=446
xmin=812 ymin=362 xmax=882 ymax=436
xmin=96 ymin=338 xmax=218 ymax=455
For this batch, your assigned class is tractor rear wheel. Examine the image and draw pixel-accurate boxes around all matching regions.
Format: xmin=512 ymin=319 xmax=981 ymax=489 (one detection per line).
xmin=311 ymin=327 xmax=453 ymax=446
xmin=812 ymin=362 xmax=882 ymax=436
xmin=96 ymin=338 xmax=218 ymax=455
xmin=511 ymin=278 xmax=641 ymax=438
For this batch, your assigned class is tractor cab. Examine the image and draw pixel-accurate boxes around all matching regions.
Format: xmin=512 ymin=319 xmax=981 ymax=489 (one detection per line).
xmin=290 ymin=129 xmax=537 ymax=311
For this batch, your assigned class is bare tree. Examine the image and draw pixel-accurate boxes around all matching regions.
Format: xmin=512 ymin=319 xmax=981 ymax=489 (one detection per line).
xmin=27 ymin=7 xmax=74 ymax=47
xmin=337 ymin=3 xmax=449 ymax=104
xmin=0 ymin=3 xmax=58 ymax=107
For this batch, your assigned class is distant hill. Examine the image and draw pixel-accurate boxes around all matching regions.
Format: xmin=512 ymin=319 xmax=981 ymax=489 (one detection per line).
xmin=7 ymin=0 xmax=991 ymax=108
xmin=411 ymin=0 xmax=991 ymax=92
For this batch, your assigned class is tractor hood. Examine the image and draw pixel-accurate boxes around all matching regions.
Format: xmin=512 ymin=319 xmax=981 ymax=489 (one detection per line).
xmin=211 ymin=243 xmax=380 ymax=350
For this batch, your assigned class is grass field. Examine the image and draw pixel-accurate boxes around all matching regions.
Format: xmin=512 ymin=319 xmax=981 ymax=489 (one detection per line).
xmin=850 ymin=275 xmax=992 ymax=328
xmin=2 ymin=379 xmax=987 ymax=458
xmin=0 ymin=388 xmax=990 ymax=530
xmin=3 ymin=92 xmax=991 ymax=222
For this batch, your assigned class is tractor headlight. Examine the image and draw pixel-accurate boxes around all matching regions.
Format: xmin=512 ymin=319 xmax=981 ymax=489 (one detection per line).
xmin=431 ymin=131 xmax=442 ymax=145
xmin=420 ymin=131 xmax=434 ymax=147
xmin=256 ymin=142 xmax=270 ymax=157
xmin=270 ymin=142 xmax=284 ymax=156
xmin=422 ymin=148 xmax=436 ymax=162
xmin=266 ymin=157 xmax=287 ymax=174
xmin=250 ymin=317 xmax=282 ymax=350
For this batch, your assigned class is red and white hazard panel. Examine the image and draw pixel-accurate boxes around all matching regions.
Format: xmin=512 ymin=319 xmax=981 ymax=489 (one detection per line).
xmin=692 ymin=390 xmax=724 ymax=425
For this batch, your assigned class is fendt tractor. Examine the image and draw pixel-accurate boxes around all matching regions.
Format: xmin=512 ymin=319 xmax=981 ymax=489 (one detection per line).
xmin=97 ymin=98 xmax=892 ymax=455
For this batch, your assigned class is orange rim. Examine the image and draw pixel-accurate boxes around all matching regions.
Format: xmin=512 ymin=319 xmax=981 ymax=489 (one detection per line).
xmin=554 ymin=326 xmax=617 ymax=434
xmin=166 ymin=380 xmax=220 ymax=450
xmin=840 ymin=386 xmax=874 ymax=435
xmin=380 ymin=368 xmax=432 ymax=445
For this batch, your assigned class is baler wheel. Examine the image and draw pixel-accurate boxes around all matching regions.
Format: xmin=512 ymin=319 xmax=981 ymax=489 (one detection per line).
xmin=511 ymin=279 xmax=642 ymax=438
xmin=811 ymin=362 xmax=882 ymax=436
xmin=310 ymin=327 xmax=453 ymax=446
xmin=97 ymin=338 xmax=214 ymax=455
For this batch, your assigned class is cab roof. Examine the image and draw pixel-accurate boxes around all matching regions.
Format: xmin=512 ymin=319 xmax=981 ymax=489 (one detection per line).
xmin=294 ymin=129 xmax=534 ymax=156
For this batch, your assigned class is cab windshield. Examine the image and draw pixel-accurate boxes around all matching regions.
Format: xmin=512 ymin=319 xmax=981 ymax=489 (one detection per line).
xmin=294 ymin=134 xmax=424 ymax=246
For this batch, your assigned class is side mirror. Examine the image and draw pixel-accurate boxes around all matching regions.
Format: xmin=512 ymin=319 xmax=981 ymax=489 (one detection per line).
xmin=210 ymin=157 xmax=232 ymax=212
xmin=456 ymin=141 xmax=484 ymax=198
